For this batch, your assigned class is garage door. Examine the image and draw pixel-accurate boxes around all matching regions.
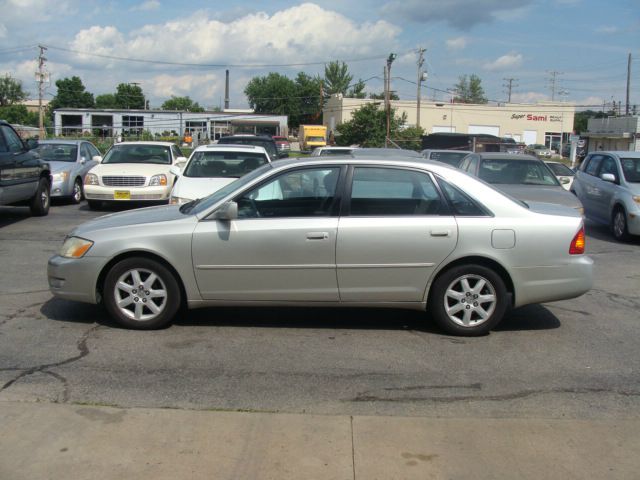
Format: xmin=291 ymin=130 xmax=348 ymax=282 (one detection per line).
xmin=468 ymin=125 xmax=500 ymax=136
xmin=432 ymin=126 xmax=455 ymax=133
xmin=523 ymin=130 xmax=537 ymax=145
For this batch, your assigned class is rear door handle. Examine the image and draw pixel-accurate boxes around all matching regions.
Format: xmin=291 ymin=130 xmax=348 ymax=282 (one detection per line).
xmin=306 ymin=232 xmax=329 ymax=240
xmin=430 ymin=229 xmax=450 ymax=237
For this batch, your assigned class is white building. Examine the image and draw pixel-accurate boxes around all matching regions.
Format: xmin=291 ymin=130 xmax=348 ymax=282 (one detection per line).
xmin=324 ymin=94 xmax=575 ymax=149
xmin=584 ymin=116 xmax=640 ymax=152
xmin=53 ymin=108 xmax=288 ymax=140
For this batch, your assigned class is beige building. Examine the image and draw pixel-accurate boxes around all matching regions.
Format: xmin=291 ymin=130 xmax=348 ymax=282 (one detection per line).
xmin=324 ymin=94 xmax=575 ymax=149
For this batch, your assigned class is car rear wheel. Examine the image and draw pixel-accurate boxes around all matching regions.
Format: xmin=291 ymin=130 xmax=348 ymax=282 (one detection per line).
xmin=612 ymin=207 xmax=630 ymax=242
xmin=29 ymin=177 xmax=50 ymax=216
xmin=428 ymin=264 xmax=508 ymax=336
xmin=71 ymin=178 xmax=84 ymax=204
xmin=103 ymin=257 xmax=181 ymax=329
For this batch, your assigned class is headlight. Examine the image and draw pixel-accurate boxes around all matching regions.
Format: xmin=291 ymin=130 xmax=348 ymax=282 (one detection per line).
xmin=170 ymin=196 xmax=191 ymax=205
xmin=633 ymin=195 xmax=640 ymax=206
xmin=150 ymin=174 xmax=168 ymax=186
xmin=85 ymin=173 xmax=99 ymax=185
xmin=52 ymin=171 xmax=69 ymax=182
xmin=59 ymin=236 xmax=94 ymax=258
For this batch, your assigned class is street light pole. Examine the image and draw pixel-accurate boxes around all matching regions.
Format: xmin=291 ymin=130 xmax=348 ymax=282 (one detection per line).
xmin=385 ymin=53 xmax=396 ymax=147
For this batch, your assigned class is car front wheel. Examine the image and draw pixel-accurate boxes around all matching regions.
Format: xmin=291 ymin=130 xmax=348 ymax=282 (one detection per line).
xmin=612 ymin=207 xmax=630 ymax=242
xmin=428 ymin=264 xmax=508 ymax=336
xmin=71 ymin=178 xmax=83 ymax=204
xmin=103 ymin=257 xmax=181 ymax=329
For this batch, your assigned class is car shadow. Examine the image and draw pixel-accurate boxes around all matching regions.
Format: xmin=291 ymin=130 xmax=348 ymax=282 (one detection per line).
xmin=585 ymin=220 xmax=640 ymax=245
xmin=0 ymin=207 xmax=33 ymax=227
xmin=41 ymin=298 xmax=561 ymax=334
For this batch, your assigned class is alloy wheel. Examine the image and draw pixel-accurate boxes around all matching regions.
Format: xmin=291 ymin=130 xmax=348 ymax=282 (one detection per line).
xmin=443 ymin=274 xmax=497 ymax=327
xmin=113 ymin=267 xmax=168 ymax=322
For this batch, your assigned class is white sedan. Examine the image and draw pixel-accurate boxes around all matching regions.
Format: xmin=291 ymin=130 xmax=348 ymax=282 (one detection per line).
xmin=84 ymin=141 xmax=187 ymax=209
xmin=170 ymin=144 xmax=271 ymax=205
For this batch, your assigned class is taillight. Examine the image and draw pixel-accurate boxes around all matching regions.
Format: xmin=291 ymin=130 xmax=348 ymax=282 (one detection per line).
xmin=569 ymin=226 xmax=586 ymax=254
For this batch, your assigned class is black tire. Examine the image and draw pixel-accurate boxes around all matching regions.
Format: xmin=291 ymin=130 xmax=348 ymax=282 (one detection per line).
xmin=428 ymin=264 xmax=508 ymax=336
xmin=103 ymin=257 xmax=181 ymax=330
xmin=87 ymin=200 xmax=102 ymax=210
xmin=29 ymin=177 xmax=50 ymax=216
xmin=71 ymin=178 xmax=84 ymax=204
xmin=611 ymin=207 xmax=630 ymax=242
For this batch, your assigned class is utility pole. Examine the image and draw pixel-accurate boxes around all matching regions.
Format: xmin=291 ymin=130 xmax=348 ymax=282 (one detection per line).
xmin=385 ymin=53 xmax=396 ymax=147
xmin=626 ymin=53 xmax=632 ymax=116
xmin=503 ymin=77 xmax=518 ymax=103
xmin=416 ymin=48 xmax=425 ymax=128
xmin=36 ymin=45 xmax=48 ymax=139
xmin=547 ymin=71 xmax=563 ymax=102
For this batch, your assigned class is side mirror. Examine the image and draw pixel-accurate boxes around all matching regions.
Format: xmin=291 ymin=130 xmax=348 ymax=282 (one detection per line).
xmin=26 ymin=138 xmax=39 ymax=150
xmin=560 ymin=177 xmax=570 ymax=184
xmin=80 ymin=156 xmax=87 ymax=165
xmin=169 ymin=165 xmax=181 ymax=177
xmin=601 ymin=173 xmax=617 ymax=183
xmin=213 ymin=201 xmax=238 ymax=221
xmin=175 ymin=156 xmax=188 ymax=165
xmin=92 ymin=155 xmax=103 ymax=163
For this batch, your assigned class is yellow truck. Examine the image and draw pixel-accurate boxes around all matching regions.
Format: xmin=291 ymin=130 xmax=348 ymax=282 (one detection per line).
xmin=299 ymin=125 xmax=327 ymax=152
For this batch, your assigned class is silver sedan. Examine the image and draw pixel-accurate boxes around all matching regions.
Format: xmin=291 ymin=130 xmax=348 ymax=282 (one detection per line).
xmin=48 ymin=157 xmax=593 ymax=336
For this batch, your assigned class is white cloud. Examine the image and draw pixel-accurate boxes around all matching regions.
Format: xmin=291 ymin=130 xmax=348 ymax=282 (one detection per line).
xmin=483 ymin=52 xmax=523 ymax=71
xmin=4 ymin=0 xmax=73 ymax=22
xmin=0 ymin=24 xmax=7 ymax=39
xmin=149 ymin=73 xmax=222 ymax=102
xmin=511 ymin=91 xmax=549 ymax=103
xmin=446 ymin=37 xmax=467 ymax=50
xmin=131 ymin=1 xmax=160 ymax=12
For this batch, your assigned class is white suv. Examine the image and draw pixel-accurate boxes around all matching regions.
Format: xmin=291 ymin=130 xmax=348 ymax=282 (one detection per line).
xmin=169 ymin=144 xmax=271 ymax=205
xmin=84 ymin=142 xmax=187 ymax=209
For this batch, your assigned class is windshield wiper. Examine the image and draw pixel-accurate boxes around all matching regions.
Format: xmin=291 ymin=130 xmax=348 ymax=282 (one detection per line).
xmin=179 ymin=198 xmax=201 ymax=213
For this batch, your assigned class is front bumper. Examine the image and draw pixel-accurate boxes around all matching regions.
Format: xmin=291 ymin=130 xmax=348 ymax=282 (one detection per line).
xmin=627 ymin=208 xmax=640 ymax=236
xmin=84 ymin=184 xmax=171 ymax=201
xmin=51 ymin=179 xmax=72 ymax=198
xmin=48 ymin=255 xmax=106 ymax=304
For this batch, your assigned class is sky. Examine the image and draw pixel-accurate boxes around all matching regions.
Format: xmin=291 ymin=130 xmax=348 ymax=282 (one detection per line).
xmin=0 ymin=0 xmax=638 ymax=111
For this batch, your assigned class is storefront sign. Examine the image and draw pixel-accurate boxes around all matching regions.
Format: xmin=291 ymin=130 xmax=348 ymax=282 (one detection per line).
xmin=510 ymin=113 xmax=563 ymax=122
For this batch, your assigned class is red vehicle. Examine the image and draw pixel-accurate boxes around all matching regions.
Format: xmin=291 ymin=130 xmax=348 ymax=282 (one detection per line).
xmin=272 ymin=135 xmax=291 ymax=153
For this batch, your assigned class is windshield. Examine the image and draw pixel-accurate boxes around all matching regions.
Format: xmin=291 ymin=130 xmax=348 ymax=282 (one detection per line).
xmin=620 ymin=157 xmax=640 ymax=183
xmin=427 ymin=151 xmax=467 ymax=166
xmin=218 ymin=137 xmax=277 ymax=159
xmin=35 ymin=143 xmax=77 ymax=162
xmin=546 ymin=162 xmax=574 ymax=176
xmin=184 ymin=151 xmax=268 ymax=178
xmin=184 ymin=162 xmax=274 ymax=215
xmin=479 ymin=159 xmax=560 ymax=186
xmin=102 ymin=145 xmax=172 ymax=165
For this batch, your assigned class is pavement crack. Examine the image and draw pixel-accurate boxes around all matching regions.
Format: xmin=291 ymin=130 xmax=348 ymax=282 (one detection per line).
xmin=0 ymin=324 xmax=100 ymax=399
xmin=589 ymin=289 xmax=640 ymax=310
xmin=0 ymin=302 xmax=45 ymax=328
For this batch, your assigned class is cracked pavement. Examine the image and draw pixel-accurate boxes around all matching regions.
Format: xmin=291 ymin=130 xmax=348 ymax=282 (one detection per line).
xmin=0 ymin=203 xmax=639 ymax=420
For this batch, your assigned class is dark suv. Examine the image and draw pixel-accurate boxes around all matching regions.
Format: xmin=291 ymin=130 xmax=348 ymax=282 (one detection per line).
xmin=0 ymin=120 xmax=51 ymax=216
xmin=217 ymin=135 xmax=287 ymax=161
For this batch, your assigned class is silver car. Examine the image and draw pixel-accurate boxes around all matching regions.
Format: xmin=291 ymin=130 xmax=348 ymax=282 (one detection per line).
xmin=571 ymin=151 xmax=640 ymax=241
xmin=48 ymin=157 xmax=592 ymax=336
xmin=34 ymin=140 xmax=102 ymax=203
xmin=421 ymin=149 xmax=472 ymax=167
xmin=458 ymin=153 xmax=584 ymax=215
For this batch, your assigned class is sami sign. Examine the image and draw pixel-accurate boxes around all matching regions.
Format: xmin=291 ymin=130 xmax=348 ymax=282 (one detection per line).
xmin=511 ymin=114 xmax=563 ymax=122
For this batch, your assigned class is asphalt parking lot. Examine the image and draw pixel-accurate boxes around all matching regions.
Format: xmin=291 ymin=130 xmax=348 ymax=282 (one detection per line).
xmin=0 ymin=201 xmax=639 ymax=419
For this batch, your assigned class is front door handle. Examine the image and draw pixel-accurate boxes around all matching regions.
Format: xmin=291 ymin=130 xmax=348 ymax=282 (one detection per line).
xmin=306 ymin=232 xmax=329 ymax=240
xmin=430 ymin=229 xmax=451 ymax=237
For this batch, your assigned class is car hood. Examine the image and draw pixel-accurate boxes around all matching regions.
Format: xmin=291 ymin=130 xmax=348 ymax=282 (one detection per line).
xmin=90 ymin=163 xmax=172 ymax=176
xmin=495 ymin=184 xmax=583 ymax=209
xmin=172 ymin=176 xmax=235 ymax=201
xmin=624 ymin=181 xmax=640 ymax=195
xmin=73 ymin=204 xmax=188 ymax=236
xmin=48 ymin=161 xmax=77 ymax=172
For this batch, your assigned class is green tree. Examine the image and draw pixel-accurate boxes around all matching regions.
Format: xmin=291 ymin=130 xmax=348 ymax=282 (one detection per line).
xmin=369 ymin=91 xmax=399 ymax=100
xmin=335 ymin=102 xmax=408 ymax=147
xmin=347 ymin=79 xmax=366 ymax=99
xmin=244 ymin=72 xmax=323 ymax=128
xmin=0 ymin=104 xmax=36 ymax=125
xmin=114 ymin=83 xmax=145 ymax=109
xmin=453 ymin=74 xmax=487 ymax=104
xmin=161 ymin=95 xmax=204 ymax=112
xmin=49 ymin=76 xmax=95 ymax=110
xmin=95 ymin=93 xmax=117 ymax=109
xmin=573 ymin=109 xmax=608 ymax=134
xmin=0 ymin=74 xmax=28 ymax=107
xmin=323 ymin=61 xmax=353 ymax=96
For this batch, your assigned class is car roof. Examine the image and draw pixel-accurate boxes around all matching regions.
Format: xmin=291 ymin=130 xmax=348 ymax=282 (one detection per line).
xmin=38 ymin=139 xmax=85 ymax=145
xmin=595 ymin=151 xmax=640 ymax=158
xmin=422 ymin=149 xmax=472 ymax=154
xmin=193 ymin=144 xmax=268 ymax=154
xmin=477 ymin=153 xmax=539 ymax=160
xmin=115 ymin=141 xmax=176 ymax=146
xmin=350 ymin=148 xmax=423 ymax=158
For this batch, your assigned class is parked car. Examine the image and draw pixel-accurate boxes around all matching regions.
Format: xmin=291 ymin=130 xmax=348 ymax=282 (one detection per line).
xmin=421 ymin=149 xmax=472 ymax=167
xmin=0 ymin=120 xmax=51 ymax=216
xmin=458 ymin=153 xmax=584 ymax=214
xmin=544 ymin=160 xmax=575 ymax=191
xmin=170 ymin=144 xmax=271 ymax=205
xmin=48 ymin=156 xmax=592 ymax=336
xmin=571 ymin=151 xmax=640 ymax=241
xmin=525 ymin=144 xmax=553 ymax=158
xmin=311 ymin=146 xmax=358 ymax=156
xmin=217 ymin=134 xmax=284 ymax=161
xmin=272 ymin=135 xmax=291 ymax=153
xmin=83 ymin=141 xmax=187 ymax=210
xmin=34 ymin=140 xmax=102 ymax=204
